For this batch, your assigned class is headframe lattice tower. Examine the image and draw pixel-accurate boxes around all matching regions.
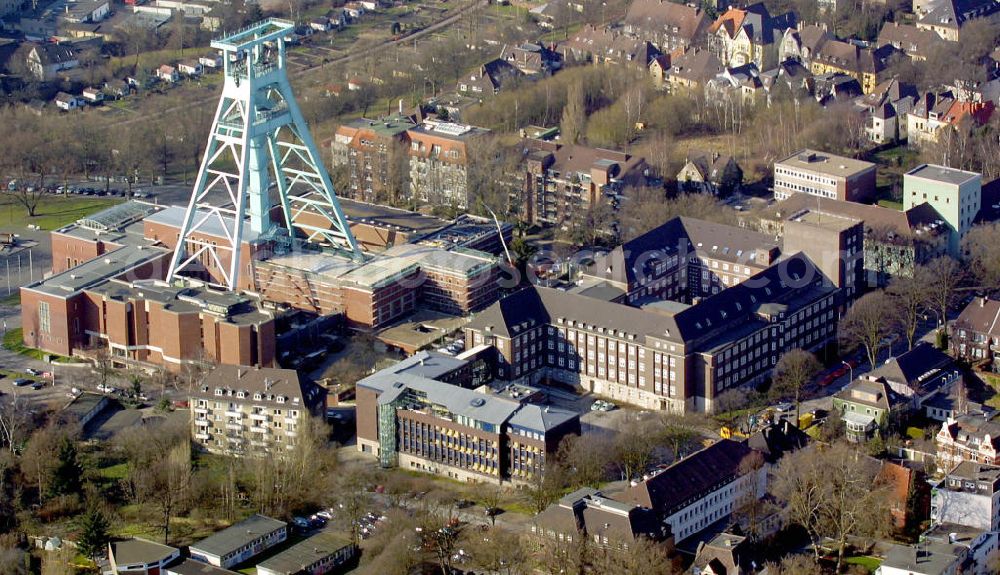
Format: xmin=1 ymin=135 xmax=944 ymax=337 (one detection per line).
xmin=166 ymin=19 xmax=362 ymax=290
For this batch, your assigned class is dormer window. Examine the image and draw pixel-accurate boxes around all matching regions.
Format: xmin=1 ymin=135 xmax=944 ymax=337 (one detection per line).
xmin=214 ymin=389 xmax=223 ymax=396
xmin=277 ymin=396 xmax=286 ymax=404
xmin=254 ymin=393 xmax=262 ymax=401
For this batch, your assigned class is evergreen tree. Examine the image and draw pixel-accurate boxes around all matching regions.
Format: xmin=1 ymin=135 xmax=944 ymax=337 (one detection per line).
xmin=76 ymin=506 xmax=110 ymax=560
xmin=48 ymin=438 xmax=82 ymax=497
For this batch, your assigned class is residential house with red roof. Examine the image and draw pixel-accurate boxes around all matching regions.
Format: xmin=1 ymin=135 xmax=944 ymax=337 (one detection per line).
xmin=906 ymin=92 xmax=995 ymax=147
xmin=706 ymin=3 xmax=791 ymax=70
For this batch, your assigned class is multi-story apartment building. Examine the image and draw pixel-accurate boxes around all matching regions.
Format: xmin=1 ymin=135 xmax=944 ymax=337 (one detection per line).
xmin=517 ymin=139 xmax=651 ymax=227
xmin=622 ymin=0 xmax=709 ymax=54
xmin=773 ymin=149 xmax=877 ymax=202
xmin=951 ymin=297 xmax=1000 ymax=368
xmin=407 ymin=120 xmax=489 ymax=209
xmin=903 ymin=164 xmax=981 ymax=254
xmin=466 ymin=253 xmax=840 ymax=413
xmin=580 ymin=216 xmax=780 ymax=304
xmin=936 ymin=415 xmax=1000 ymax=469
xmin=189 ymin=514 xmax=288 ymax=568
xmin=331 ymin=118 xmax=489 ymax=208
xmin=753 ymin=192 xmax=949 ymax=287
xmin=331 ymin=114 xmax=415 ymax=203
xmin=624 ymin=439 xmax=765 ymax=542
xmin=189 ymin=365 xmax=327 ymax=455
xmin=932 ymin=461 xmax=1000 ymax=531
xmin=355 ymin=352 xmax=580 ymax=483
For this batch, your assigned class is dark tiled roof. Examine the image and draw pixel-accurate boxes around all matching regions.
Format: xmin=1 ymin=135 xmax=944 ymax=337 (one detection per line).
xmin=743 ymin=420 xmax=809 ymax=464
xmin=624 ymin=0 xmax=709 ymax=43
xmin=669 ymin=48 xmax=724 ymax=83
xmin=584 ymin=216 xmax=776 ymax=287
xmin=868 ymin=342 xmax=953 ymax=387
xmin=878 ymin=22 xmax=944 ymax=59
xmin=193 ymin=365 xmax=325 ymax=411
xmin=953 ymin=298 xmax=1000 ymax=338
xmin=471 ymin=253 xmax=834 ymax=349
xmin=919 ymin=0 xmax=1000 ymax=30
xmin=623 ymin=439 xmax=755 ymax=515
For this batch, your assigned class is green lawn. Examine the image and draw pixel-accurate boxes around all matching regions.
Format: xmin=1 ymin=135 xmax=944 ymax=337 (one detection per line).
xmin=3 ymin=328 xmax=47 ymax=361
xmin=0 ymin=291 xmax=19 ymax=307
xmin=98 ymin=462 xmax=129 ymax=480
xmin=844 ymin=555 xmax=882 ymax=573
xmin=0 ymin=194 xmax=121 ymax=231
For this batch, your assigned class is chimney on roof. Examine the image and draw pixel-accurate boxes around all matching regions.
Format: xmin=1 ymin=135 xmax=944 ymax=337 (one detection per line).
xmin=981 ymin=297 xmax=986 ymax=307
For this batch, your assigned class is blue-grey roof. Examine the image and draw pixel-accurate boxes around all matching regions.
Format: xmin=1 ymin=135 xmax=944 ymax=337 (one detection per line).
xmin=373 ymin=373 xmax=520 ymax=426
xmin=508 ymin=403 xmax=578 ymax=433
xmin=384 ymin=350 xmax=469 ymax=380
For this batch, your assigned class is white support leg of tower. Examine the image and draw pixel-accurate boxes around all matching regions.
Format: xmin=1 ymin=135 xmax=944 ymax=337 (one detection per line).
xmin=166 ymin=18 xmax=363 ymax=291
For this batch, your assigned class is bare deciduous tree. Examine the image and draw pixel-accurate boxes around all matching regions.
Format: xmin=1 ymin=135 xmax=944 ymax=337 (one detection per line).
xmin=838 ymin=291 xmax=902 ymax=367
xmin=923 ymin=256 xmax=964 ymax=330
xmin=771 ymin=349 xmax=822 ymax=424
xmin=887 ymin=272 xmax=932 ymax=351
xmin=772 ymin=443 xmax=891 ymax=572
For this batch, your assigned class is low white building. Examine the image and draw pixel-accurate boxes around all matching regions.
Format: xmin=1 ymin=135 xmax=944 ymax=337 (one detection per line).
xmin=177 ymin=61 xmax=203 ymax=76
xmin=54 ymin=92 xmax=83 ymax=111
xmin=189 ymin=514 xmax=287 ymax=569
xmin=255 ymin=531 xmax=356 ymax=575
xmin=107 ymin=538 xmax=180 ymax=575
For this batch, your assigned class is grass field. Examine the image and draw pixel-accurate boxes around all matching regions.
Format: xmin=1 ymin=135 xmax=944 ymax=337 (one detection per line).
xmin=0 ymin=194 xmax=121 ymax=231
xmin=3 ymin=328 xmax=48 ymax=361
xmin=844 ymin=555 xmax=882 ymax=573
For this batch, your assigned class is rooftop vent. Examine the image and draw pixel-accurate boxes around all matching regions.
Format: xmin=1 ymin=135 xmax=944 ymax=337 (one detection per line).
xmin=470 ymin=398 xmax=486 ymax=407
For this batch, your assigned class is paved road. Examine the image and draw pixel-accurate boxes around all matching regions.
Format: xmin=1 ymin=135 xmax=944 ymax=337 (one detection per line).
xmin=112 ymin=0 xmax=487 ymax=127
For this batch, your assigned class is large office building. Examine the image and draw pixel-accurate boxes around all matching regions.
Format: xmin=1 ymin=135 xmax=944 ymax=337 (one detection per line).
xmin=356 ymin=351 xmax=581 ymax=484
xmin=465 ymin=252 xmax=840 ymax=413
xmin=753 ymin=192 xmax=949 ymax=287
xmin=903 ymin=164 xmax=982 ymax=254
xmin=459 ymin=216 xmax=856 ymax=413
xmin=773 ymin=149 xmax=877 ymax=202
xmin=190 ymin=365 xmax=327 ymax=455
xmin=579 ymin=216 xmax=780 ymax=303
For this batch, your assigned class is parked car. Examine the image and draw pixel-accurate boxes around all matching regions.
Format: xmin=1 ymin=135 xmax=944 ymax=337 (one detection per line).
xmin=12 ymin=378 xmax=32 ymax=387
xmin=97 ymin=383 xmax=118 ymax=394
xmin=25 ymin=368 xmax=43 ymax=376
xmin=30 ymin=382 xmax=44 ymax=390
xmin=774 ymin=402 xmax=794 ymax=413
